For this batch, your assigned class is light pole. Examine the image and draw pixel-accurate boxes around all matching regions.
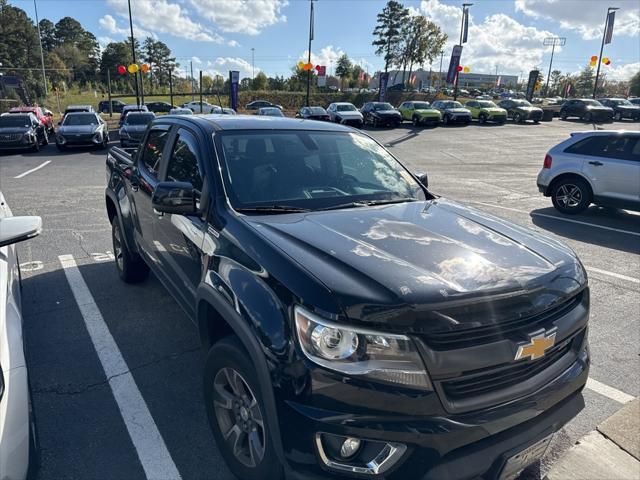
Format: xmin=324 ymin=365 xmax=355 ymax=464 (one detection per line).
xmin=127 ymin=0 xmax=140 ymax=105
xmin=251 ymin=48 xmax=255 ymax=79
xmin=33 ymin=0 xmax=47 ymax=96
xmin=453 ymin=3 xmax=472 ymax=101
xmin=305 ymin=0 xmax=315 ymax=107
xmin=593 ymin=7 xmax=619 ymax=98
xmin=543 ymin=37 xmax=566 ymax=97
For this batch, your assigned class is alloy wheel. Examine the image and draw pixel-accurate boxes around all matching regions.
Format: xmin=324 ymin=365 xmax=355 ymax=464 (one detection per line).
xmin=113 ymin=223 xmax=124 ymax=271
xmin=213 ymin=367 xmax=266 ymax=468
xmin=555 ymin=184 xmax=582 ymax=209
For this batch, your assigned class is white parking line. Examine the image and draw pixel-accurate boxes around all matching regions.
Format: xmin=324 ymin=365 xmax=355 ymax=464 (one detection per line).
xmin=586 ymin=267 xmax=640 ymax=285
xmin=58 ymin=254 xmax=181 ymax=480
xmin=470 ymin=201 xmax=640 ymax=237
xmin=13 ymin=160 xmax=51 ymax=179
xmin=586 ymin=378 xmax=635 ymax=404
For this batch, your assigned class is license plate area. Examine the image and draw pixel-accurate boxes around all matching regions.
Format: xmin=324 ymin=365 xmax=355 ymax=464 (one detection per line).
xmin=498 ymin=433 xmax=553 ymax=480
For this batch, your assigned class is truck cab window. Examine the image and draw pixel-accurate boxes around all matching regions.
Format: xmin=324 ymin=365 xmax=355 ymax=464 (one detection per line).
xmin=140 ymin=129 xmax=170 ymax=178
xmin=166 ymin=129 xmax=203 ymax=192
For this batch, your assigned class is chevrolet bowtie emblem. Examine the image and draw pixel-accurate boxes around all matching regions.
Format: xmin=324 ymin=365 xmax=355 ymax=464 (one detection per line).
xmin=514 ymin=329 xmax=557 ymax=361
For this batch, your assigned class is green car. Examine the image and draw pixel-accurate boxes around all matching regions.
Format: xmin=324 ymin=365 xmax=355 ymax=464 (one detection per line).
xmin=465 ymin=100 xmax=507 ymax=124
xmin=397 ymin=101 xmax=442 ymax=126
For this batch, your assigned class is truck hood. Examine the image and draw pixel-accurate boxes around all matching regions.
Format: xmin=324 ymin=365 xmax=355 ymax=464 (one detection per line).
xmin=245 ymin=199 xmax=584 ymax=327
xmin=59 ymin=124 xmax=99 ymax=134
xmin=336 ymin=111 xmax=363 ymax=119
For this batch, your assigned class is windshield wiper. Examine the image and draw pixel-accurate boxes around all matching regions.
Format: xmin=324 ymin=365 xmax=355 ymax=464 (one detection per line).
xmin=317 ymin=198 xmax=416 ymax=211
xmin=235 ymin=205 xmax=311 ymax=214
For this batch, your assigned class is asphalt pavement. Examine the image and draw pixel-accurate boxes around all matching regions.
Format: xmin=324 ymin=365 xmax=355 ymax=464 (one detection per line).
xmin=1 ymin=117 xmax=638 ymax=480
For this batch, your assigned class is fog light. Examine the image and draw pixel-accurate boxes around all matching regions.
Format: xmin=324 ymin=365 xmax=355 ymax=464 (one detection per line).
xmin=340 ymin=437 xmax=361 ymax=458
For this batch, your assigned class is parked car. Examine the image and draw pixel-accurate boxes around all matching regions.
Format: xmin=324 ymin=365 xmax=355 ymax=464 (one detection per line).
xmin=106 ymin=115 xmax=589 ymax=480
xmin=430 ymin=100 xmax=472 ymax=125
xmin=628 ymin=98 xmax=640 ymax=106
xmin=498 ymin=99 xmax=543 ymax=123
xmin=8 ymin=106 xmax=54 ymax=134
xmin=537 ymin=130 xmax=640 ymax=214
xmin=119 ymin=112 xmax=155 ymax=147
xmin=56 ymin=112 xmax=109 ymax=150
xmin=145 ymin=101 xmax=175 ymax=113
xmin=296 ymin=106 xmax=330 ymax=121
xmin=256 ymin=107 xmax=284 ymax=117
xmin=63 ymin=105 xmax=94 ymax=117
xmin=0 ymin=193 xmax=41 ymax=480
xmin=0 ymin=113 xmax=48 ymax=152
xmin=361 ymin=102 xmax=402 ymax=127
xmin=98 ymin=99 xmax=126 ymax=114
xmin=597 ymin=98 xmax=640 ymax=122
xmin=476 ymin=95 xmax=493 ymax=100
xmin=222 ymin=108 xmax=236 ymax=115
xmin=119 ymin=105 xmax=149 ymax=127
xmin=326 ymin=102 xmax=363 ymax=127
xmin=397 ymin=101 xmax=442 ymax=126
xmin=182 ymin=101 xmax=222 ymax=114
xmin=169 ymin=108 xmax=194 ymax=115
xmin=465 ymin=100 xmax=507 ymax=124
xmin=559 ymin=99 xmax=613 ymax=123
xmin=245 ymin=100 xmax=283 ymax=111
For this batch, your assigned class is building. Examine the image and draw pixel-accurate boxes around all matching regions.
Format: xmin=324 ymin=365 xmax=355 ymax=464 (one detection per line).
xmin=370 ymin=69 xmax=519 ymax=90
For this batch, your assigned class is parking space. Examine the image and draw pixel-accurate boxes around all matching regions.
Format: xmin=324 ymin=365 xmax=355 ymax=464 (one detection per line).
xmin=1 ymin=118 xmax=638 ymax=479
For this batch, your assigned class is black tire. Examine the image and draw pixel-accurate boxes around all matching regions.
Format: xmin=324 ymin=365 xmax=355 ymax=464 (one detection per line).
xmin=513 ymin=112 xmax=522 ymax=124
xmin=111 ymin=219 xmax=149 ymax=283
xmin=614 ymin=112 xmax=622 ymax=121
xmin=56 ymin=143 xmax=66 ymax=152
xmin=26 ymin=380 xmax=40 ymax=480
xmin=31 ymin=139 xmax=40 ymax=152
xmin=533 ymin=119 xmax=540 ymax=124
xmin=443 ymin=114 xmax=449 ymax=125
xmin=100 ymin=135 xmax=108 ymax=149
xmin=560 ymin=110 xmax=567 ymax=120
xmin=551 ymin=177 xmax=592 ymax=214
xmin=42 ymin=131 xmax=49 ymax=146
xmin=412 ymin=115 xmax=420 ymax=126
xmin=479 ymin=113 xmax=487 ymax=124
xmin=203 ymin=337 xmax=284 ymax=480
xmin=583 ymin=112 xmax=593 ymax=122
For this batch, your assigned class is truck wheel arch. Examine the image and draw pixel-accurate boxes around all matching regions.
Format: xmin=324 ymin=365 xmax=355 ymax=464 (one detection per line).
xmin=196 ymin=284 xmax=289 ymax=470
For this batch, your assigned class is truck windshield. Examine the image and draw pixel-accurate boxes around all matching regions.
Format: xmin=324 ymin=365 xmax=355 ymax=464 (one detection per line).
xmin=0 ymin=116 xmax=31 ymax=128
xmin=336 ymin=104 xmax=356 ymax=112
xmin=217 ymin=131 xmax=426 ymax=211
xmin=125 ymin=114 xmax=154 ymax=125
xmin=63 ymin=114 xmax=97 ymax=126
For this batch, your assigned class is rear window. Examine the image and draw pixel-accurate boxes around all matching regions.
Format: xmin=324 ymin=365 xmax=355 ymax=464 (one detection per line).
xmin=125 ymin=114 xmax=155 ymax=125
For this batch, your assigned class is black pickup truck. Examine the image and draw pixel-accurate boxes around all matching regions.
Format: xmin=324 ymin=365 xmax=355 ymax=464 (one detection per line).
xmin=105 ymin=115 xmax=590 ymax=480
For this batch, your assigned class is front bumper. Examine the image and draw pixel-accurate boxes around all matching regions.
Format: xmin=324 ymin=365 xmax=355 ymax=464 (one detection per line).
xmin=57 ymin=134 xmax=102 ymax=146
xmin=373 ymin=116 xmax=401 ymax=126
xmin=447 ymin=114 xmax=472 ymax=124
xmin=417 ymin=115 xmax=441 ymax=125
xmin=338 ymin=117 xmax=363 ymax=127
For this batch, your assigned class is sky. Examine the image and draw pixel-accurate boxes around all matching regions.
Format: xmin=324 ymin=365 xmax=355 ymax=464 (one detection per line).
xmin=12 ymin=0 xmax=640 ymax=82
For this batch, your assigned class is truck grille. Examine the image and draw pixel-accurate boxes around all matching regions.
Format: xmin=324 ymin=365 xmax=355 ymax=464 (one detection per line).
xmin=439 ymin=330 xmax=581 ymax=401
xmin=423 ymin=291 xmax=583 ymax=351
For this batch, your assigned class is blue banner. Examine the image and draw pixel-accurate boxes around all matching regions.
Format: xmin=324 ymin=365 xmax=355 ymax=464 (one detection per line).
xmin=229 ymin=70 xmax=239 ymax=111
xmin=446 ymin=45 xmax=463 ymax=84
xmin=378 ymin=72 xmax=389 ymax=102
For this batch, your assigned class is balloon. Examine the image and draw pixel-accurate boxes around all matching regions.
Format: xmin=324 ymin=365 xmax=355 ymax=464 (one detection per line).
xmin=602 ymin=57 xmax=611 ymax=65
xmin=117 ymin=65 xmax=126 ymax=75
xmin=315 ymin=65 xmax=321 ymax=71
xmin=297 ymin=61 xmax=305 ymax=69
xmin=140 ymin=63 xmax=150 ymax=73
xmin=306 ymin=62 xmax=314 ymax=71
xmin=590 ymin=55 xmax=598 ymax=62
xmin=463 ymin=66 xmax=470 ymax=73
xmin=127 ymin=63 xmax=139 ymax=74
xmin=456 ymin=65 xmax=463 ymax=72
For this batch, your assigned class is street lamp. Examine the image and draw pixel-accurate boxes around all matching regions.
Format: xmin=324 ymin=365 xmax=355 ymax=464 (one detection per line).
xmin=453 ymin=3 xmax=472 ymax=101
xmin=593 ymin=7 xmax=619 ymax=98
xmin=251 ymin=48 xmax=255 ymax=79
xmin=542 ymin=37 xmax=566 ymax=97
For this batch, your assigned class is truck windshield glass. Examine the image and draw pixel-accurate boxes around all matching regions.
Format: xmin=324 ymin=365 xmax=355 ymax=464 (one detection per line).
xmin=218 ymin=131 xmax=426 ymax=211
xmin=336 ymin=104 xmax=356 ymax=112
xmin=477 ymin=101 xmax=498 ymax=108
xmin=63 ymin=114 xmax=97 ymax=126
xmin=413 ymin=102 xmax=431 ymax=109
xmin=0 ymin=116 xmax=33 ymax=128
xmin=373 ymin=103 xmax=394 ymax=111
xmin=125 ymin=114 xmax=155 ymax=125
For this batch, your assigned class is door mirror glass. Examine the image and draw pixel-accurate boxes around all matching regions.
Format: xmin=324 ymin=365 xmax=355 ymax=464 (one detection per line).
xmin=152 ymin=182 xmax=197 ymax=215
xmin=0 ymin=216 xmax=42 ymax=248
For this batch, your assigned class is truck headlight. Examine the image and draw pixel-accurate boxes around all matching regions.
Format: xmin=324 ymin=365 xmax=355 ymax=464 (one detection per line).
xmin=294 ymin=306 xmax=432 ymax=389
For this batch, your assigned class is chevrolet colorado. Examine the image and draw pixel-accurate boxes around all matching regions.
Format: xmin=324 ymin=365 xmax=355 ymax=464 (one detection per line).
xmin=105 ymin=115 xmax=589 ymax=480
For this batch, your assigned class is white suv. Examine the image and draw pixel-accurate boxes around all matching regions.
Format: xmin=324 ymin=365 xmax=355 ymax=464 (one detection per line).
xmin=537 ymin=130 xmax=640 ymax=214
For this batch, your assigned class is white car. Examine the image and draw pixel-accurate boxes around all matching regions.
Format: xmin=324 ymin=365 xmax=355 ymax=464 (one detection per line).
xmin=537 ymin=130 xmax=640 ymax=214
xmin=169 ymin=107 xmax=194 ymax=115
xmin=182 ymin=101 xmax=222 ymax=114
xmin=326 ymin=102 xmax=363 ymax=127
xmin=0 ymin=191 xmax=41 ymax=480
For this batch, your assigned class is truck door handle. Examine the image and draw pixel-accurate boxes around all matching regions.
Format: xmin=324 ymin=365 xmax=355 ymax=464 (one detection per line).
xmin=588 ymin=161 xmax=603 ymax=166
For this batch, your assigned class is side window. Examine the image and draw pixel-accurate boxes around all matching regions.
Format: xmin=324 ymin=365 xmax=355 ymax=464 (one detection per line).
xmin=601 ymin=135 xmax=638 ymax=161
xmin=166 ymin=129 xmax=203 ymax=192
xmin=630 ymin=138 xmax=640 ymax=162
xmin=467 ymin=101 xmax=476 ymax=108
xmin=140 ymin=128 xmax=170 ymax=179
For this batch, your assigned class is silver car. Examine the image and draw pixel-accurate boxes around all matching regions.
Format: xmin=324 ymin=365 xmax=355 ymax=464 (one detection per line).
xmin=537 ymin=130 xmax=640 ymax=214
xmin=326 ymin=102 xmax=363 ymax=127
xmin=0 ymin=191 xmax=41 ymax=480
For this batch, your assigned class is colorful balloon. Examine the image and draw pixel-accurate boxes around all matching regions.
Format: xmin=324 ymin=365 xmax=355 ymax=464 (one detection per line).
xmin=463 ymin=66 xmax=470 ymax=73
xmin=127 ymin=63 xmax=139 ymax=74
xmin=456 ymin=65 xmax=463 ymax=72
xmin=117 ymin=65 xmax=126 ymax=75
xmin=140 ymin=63 xmax=150 ymax=73
xmin=297 ymin=61 xmax=305 ymax=69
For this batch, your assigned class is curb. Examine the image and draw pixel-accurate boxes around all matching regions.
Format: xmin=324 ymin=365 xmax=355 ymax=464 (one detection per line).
xmin=545 ymin=398 xmax=640 ymax=480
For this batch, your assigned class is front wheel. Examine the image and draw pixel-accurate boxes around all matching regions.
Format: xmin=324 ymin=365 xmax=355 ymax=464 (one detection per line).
xmin=614 ymin=112 xmax=622 ymax=121
xmin=204 ymin=337 xmax=284 ymax=480
xmin=443 ymin=114 xmax=450 ymax=125
xmin=412 ymin=115 xmax=420 ymax=126
xmin=551 ymin=177 xmax=592 ymax=214
xmin=560 ymin=111 xmax=567 ymax=120
xmin=112 ymin=219 xmax=149 ymax=283
xmin=479 ymin=113 xmax=487 ymax=124
xmin=513 ymin=112 xmax=522 ymax=123
xmin=583 ymin=112 xmax=593 ymax=122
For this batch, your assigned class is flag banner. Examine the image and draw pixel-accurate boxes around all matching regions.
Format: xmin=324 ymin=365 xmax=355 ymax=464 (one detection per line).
xmin=496 ymin=75 xmax=501 ymax=87
xmin=379 ymin=72 xmax=390 ymax=101
xmin=525 ymin=70 xmax=539 ymax=101
xmin=604 ymin=10 xmax=615 ymax=44
xmin=310 ymin=2 xmax=314 ymax=41
xmin=446 ymin=45 xmax=463 ymax=84
xmin=462 ymin=8 xmax=469 ymax=44
xmin=229 ymin=70 xmax=239 ymax=111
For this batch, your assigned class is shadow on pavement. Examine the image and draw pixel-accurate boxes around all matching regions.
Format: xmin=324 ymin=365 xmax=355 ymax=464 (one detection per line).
xmin=530 ymin=206 xmax=640 ymax=254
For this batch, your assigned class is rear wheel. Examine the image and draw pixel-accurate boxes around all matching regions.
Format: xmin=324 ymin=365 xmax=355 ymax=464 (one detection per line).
xmin=31 ymin=138 xmax=40 ymax=152
xmin=412 ymin=115 xmax=420 ymax=126
xmin=513 ymin=112 xmax=522 ymax=123
xmin=551 ymin=177 xmax=592 ymax=214
xmin=583 ymin=112 xmax=593 ymax=122
xmin=443 ymin=114 xmax=450 ymax=125
xmin=614 ymin=112 xmax=622 ymax=121
xmin=560 ymin=111 xmax=567 ymax=120
xmin=112 ymin=219 xmax=149 ymax=283
xmin=204 ymin=337 xmax=284 ymax=480
xmin=479 ymin=113 xmax=487 ymax=124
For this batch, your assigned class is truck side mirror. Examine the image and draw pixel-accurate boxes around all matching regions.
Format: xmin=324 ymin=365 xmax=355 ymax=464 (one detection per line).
xmin=152 ymin=182 xmax=197 ymax=215
xmin=0 ymin=216 xmax=42 ymax=248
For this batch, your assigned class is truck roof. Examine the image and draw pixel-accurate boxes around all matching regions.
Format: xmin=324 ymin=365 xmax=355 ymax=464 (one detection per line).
xmin=159 ymin=114 xmax=355 ymax=132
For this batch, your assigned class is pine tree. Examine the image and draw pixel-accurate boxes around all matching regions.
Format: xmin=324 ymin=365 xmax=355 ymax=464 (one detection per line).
xmin=335 ymin=54 xmax=353 ymax=90
xmin=372 ymin=0 xmax=408 ymax=74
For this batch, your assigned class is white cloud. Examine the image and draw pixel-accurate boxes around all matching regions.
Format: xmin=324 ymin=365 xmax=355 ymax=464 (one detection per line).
xmin=515 ymin=0 xmax=640 ymax=40
xmin=192 ymin=56 xmax=202 ymax=65
xmin=98 ymin=14 xmax=155 ymax=39
xmin=205 ymin=57 xmax=258 ymax=79
xmin=227 ymin=40 xmax=241 ymax=48
xmin=106 ymin=0 xmax=224 ymax=43
xmin=419 ymin=0 xmax=557 ymax=76
xmin=188 ymin=0 xmax=288 ymax=35
xmin=600 ymin=62 xmax=640 ymax=81
xmin=300 ymin=45 xmax=345 ymax=70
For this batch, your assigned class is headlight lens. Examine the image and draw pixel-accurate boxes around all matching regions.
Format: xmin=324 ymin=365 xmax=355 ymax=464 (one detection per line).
xmin=294 ymin=306 xmax=432 ymax=389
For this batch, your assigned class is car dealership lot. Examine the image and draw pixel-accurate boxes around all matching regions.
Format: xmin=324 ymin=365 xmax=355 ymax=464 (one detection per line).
xmin=1 ymin=118 xmax=638 ymax=479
